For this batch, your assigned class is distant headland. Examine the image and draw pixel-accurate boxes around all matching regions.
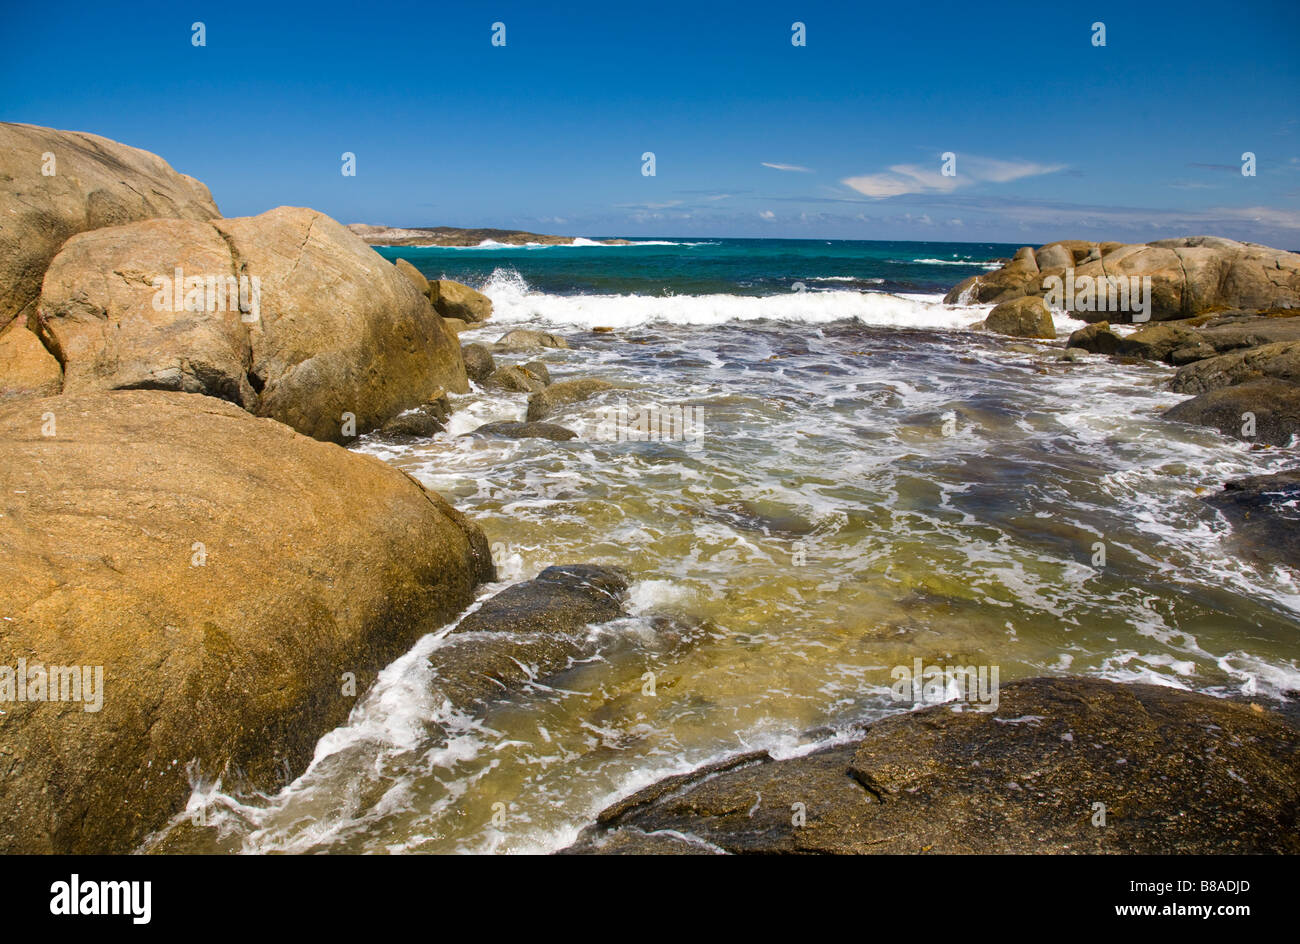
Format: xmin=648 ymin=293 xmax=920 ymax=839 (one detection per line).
xmin=347 ymin=223 xmax=632 ymax=247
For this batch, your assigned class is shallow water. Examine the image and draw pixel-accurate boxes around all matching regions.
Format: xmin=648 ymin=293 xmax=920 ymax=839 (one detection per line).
xmin=154 ymin=268 xmax=1300 ymax=855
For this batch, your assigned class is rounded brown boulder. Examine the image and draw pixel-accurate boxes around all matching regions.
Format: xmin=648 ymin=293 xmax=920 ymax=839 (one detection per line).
xmin=984 ymin=296 xmax=1056 ymax=339
xmin=0 ymin=390 xmax=494 ymax=853
xmin=32 ymin=207 xmax=469 ymax=443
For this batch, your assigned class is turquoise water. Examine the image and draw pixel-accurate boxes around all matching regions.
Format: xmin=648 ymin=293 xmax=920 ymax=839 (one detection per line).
xmin=376 ymin=237 xmax=1014 ymax=297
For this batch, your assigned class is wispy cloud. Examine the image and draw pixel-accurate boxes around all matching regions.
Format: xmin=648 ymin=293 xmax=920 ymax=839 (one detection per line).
xmin=762 ymin=162 xmax=813 ymax=173
xmin=759 ymin=210 xmax=776 ymax=220
xmin=842 ymin=156 xmax=1065 ymax=198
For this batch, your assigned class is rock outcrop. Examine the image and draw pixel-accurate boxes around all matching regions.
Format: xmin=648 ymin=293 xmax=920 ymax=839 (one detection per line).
xmin=563 ymin=677 xmax=1300 ymax=854
xmin=946 ymin=237 xmax=1300 ymax=323
xmin=1169 ymin=340 xmax=1300 ymax=394
xmin=0 ymin=390 xmax=494 ymax=853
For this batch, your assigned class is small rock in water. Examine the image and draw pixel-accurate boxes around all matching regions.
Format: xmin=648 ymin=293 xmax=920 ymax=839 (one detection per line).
xmin=468 ymin=421 xmax=577 ymax=441
xmin=493 ymin=328 xmax=570 ymax=352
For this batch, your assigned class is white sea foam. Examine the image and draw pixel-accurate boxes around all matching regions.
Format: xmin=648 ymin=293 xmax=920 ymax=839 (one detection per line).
xmin=911 ymin=257 xmax=1002 ymax=269
xmin=478 ymin=268 xmax=990 ymax=330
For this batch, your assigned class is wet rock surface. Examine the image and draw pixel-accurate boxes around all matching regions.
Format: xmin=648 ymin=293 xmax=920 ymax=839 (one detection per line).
xmin=562 ymin=677 xmax=1300 ymax=854
xmin=1164 ymin=377 xmax=1300 ymax=446
xmin=526 ymin=378 xmax=615 ymax=421
xmin=1204 ymin=466 xmax=1300 ymax=570
xmin=424 ymin=565 xmax=630 ymax=713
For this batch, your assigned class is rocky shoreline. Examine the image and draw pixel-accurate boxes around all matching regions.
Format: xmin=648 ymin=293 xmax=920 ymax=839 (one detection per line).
xmin=2 ymin=122 xmax=1298 ymax=854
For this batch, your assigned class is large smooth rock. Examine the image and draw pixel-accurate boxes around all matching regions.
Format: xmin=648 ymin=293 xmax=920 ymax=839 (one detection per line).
xmin=1170 ymin=340 xmax=1300 ymax=394
xmin=0 ymin=390 xmax=494 ymax=853
xmin=1163 ymin=378 xmax=1300 ymax=446
xmin=0 ymin=122 xmax=219 ymax=333
xmin=35 ymin=218 xmax=253 ymax=403
xmin=431 ymin=279 xmax=492 ymax=323
xmin=984 ymin=296 xmax=1055 ymax=339
xmin=526 ymin=378 xmax=614 ymax=421
xmin=33 ymin=207 xmax=469 ymax=443
xmin=563 ymin=677 xmax=1300 ymax=854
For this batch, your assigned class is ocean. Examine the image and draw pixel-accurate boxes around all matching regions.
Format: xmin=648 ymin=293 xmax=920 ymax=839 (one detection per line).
xmin=162 ymin=237 xmax=1300 ymax=853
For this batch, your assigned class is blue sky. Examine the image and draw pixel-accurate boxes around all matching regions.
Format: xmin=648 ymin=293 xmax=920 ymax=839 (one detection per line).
xmin=4 ymin=0 xmax=1298 ymax=245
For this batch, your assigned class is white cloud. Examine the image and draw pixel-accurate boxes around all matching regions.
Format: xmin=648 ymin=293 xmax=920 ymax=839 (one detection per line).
xmin=842 ymin=156 xmax=1064 ymax=198
xmin=762 ymin=162 xmax=813 ymax=173
xmin=1213 ymin=206 xmax=1300 ymax=229
xmin=759 ymin=210 xmax=776 ymax=220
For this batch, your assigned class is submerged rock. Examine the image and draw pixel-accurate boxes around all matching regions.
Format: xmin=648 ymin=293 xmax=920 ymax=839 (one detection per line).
xmin=526 ymin=378 xmax=614 ymax=421
xmin=1204 ymin=466 xmax=1300 ymax=570
xmin=562 ymin=677 xmax=1300 ymax=854
xmin=469 ymin=420 xmax=577 ymax=441
xmin=424 ymin=565 xmax=628 ymax=710
xmin=0 ymin=390 xmax=494 ymax=853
